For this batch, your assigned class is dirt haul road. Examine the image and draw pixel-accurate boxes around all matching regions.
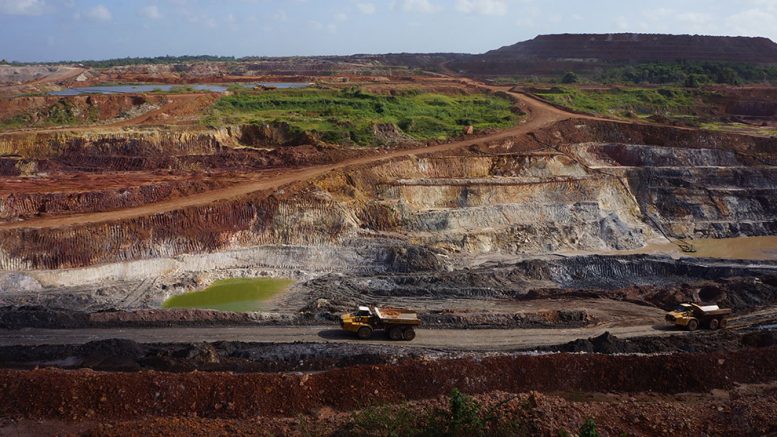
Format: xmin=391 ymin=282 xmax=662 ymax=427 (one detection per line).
xmin=0 ymin=323 xmax=676 ymax=349
xmin=0 ymin=87 xmax=577 ymax=231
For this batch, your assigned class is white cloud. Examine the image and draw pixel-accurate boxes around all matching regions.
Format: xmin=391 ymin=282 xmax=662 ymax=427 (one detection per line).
xmin=309 ymin=19 xmax=337 ymax=33
xmin=727 ymin=8 xmax=776 ymax=37
xmin=455 ymin=0 xmax=506 ymax=16
xmin=335 ymin=12 xmax=348 ymax=21
xmin=86 ymin=4 xmax=111 ymax=22
xmin=0 ymin=0 xmax=46 ymax=16
xmin=355 ymin=2 xmax=376 ymax=14
xmin=140 ymin=5 xmax=161 ymax=20
xmin=400 ymin=0 xmax=441 ymax=14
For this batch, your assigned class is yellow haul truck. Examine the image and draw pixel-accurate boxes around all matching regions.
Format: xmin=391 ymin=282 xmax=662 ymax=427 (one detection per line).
xmin=665 ymin=303 xmax=731 ymax=331
xmin=340 ymin=306 xmax=420 ymax=341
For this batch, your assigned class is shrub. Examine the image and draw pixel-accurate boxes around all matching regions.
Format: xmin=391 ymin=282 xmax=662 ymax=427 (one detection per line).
xmin=579 ymin=418 xmax=600 ymax=437
xmin=561 ymin=72 xmax=579 ymax=84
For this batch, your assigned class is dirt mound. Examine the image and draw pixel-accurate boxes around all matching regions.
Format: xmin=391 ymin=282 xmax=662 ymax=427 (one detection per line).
xmin=557 ymin=331 xmax=628 ymax=353
xmin=239 ymin=121 xmax=319 ymax=147
xmin=549 ymin=330 xmax=755 ymax=354
xmin=741 ymin=331 xmax=777 ymax=348
xmin=0 ymin=341 xmax=430 ymax=373
xmin=488 ymin=34 xmax=777 ymax=63
xmin=0 ymin=305 xmax=89 ymax=329
xmin=29 ymin=387 xmax=777 ymax=436
xmin=2 ymin=347 xmax=777 ymax=421
xmin=452 ymin=33 xmax=777 ymax=75
xmin=77 ymin=339 xmax=145 ymax=370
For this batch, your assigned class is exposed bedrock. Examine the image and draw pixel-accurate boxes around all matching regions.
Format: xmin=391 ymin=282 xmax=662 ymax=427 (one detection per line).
xmin=0 ymin=119 xmax=776 ymax=274
xmin=301 ymin=255 xmax=777 ymax=311
xmin=570 ymin=142 xmax=777 ymax=238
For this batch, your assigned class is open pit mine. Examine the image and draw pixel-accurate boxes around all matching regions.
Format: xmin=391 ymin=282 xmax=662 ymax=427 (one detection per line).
xmin=1 ymin=33 xmax=777 ymax=436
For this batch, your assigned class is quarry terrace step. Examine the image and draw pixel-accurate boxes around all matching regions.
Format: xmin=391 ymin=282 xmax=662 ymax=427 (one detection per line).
xmin=392 ymin=176 xmax=594 ymax=186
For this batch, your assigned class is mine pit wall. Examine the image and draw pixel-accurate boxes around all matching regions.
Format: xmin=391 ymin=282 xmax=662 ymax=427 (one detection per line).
xmin=304 ymin=255 xmax=777 ymax=314
xmin=0 ymin=125 xmax=360 ymax=177
xmin=1 ymin=119 xmax=777 ymax=279
xmin=568 ymin=136 xmax=777 ymax=238
xmin=0 ymin=178 xmax=234 ymax=222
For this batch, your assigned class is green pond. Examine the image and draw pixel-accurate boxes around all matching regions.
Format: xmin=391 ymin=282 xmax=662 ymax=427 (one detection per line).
xmin=162 ymin=277 xmax=293 ymax=312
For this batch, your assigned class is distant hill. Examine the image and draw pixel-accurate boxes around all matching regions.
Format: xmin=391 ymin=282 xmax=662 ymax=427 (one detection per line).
xmin=450 ymin=33 xmax=777 ymax=76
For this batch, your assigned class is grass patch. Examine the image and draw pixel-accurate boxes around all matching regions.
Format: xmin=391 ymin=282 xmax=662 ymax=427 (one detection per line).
xmin=0 ymin=99 xmax=88 ymax=130
xmin=536 ymin=86 xmax=713 ymax=121
xmin=161 ymin=277 xmax=293 ymax=312
xmin=203 ymin=87 xmax=517 ymax=146
xmin=700 ymin=121 xmax=777 ymax=137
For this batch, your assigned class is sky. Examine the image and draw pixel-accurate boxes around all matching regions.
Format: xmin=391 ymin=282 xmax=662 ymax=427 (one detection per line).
xmin=2 ymin=0 xmax=777 ymax=62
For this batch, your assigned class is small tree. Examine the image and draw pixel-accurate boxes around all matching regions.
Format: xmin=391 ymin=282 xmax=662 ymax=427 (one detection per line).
xmin=448 ymin=388 xmax=484 ymax=436
xmin=579 ymin=418 xmax=600 ymax=437
xmin=561 ymin=71 xmax=579 ymax=84
xmin=684 ymin=74 xmax=702 ymax=88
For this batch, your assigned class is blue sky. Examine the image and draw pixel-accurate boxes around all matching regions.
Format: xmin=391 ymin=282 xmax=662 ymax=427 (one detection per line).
xmin=2 ymin=0 xmax=777 ymax=62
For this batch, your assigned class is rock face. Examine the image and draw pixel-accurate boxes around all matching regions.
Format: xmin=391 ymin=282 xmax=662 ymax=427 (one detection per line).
xmin=570 ymin=143 xmax=777 ymax=238
xmin=451 ymin=33 xmax=777 ymax=75
xmin=1 ymin=118 xmax=776 ymax=275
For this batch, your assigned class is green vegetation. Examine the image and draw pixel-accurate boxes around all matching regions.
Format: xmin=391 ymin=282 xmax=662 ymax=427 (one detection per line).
xmin=149 ymin=85 xmax=198 ymax=94
xmin=597 ymin=62 xmax=777 ymax=85
xmin=0 ymin=100 xmax=88 ymax=130
xmin=579 ymin=418 xmax=600 ymax=437
xmin=494 ymin=62 xmax=777 ymax=86
xmin=0 ymin=114 xmax=31 ymax=130
xmin=561 ymin=72 xmax=579 ymax=84
xmin=536 ymin=85 xmax=712 ymax=120
xmin=700 ymin=121 xmax=777 ymax=137
xmin=161 ymin=277 xmax=294 ymax=312
xmin=342 ymin=389 xmax=604 ymax=436
xmin=203 ymin=87 xmax=517 ymax=146
xmin=348 ymin=388 xmax=498 ymax=436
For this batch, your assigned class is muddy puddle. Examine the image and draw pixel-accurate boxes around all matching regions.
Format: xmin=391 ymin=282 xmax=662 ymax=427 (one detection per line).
xmin=162 ymin=277 xmax=293 ymax=312
xmin=687 ymin=236 xmax=777 ymax=260
xmin=51 ymin=82 xmax=310 ymax=95
xmin=594 ymin=236 xmax=777 ymax=261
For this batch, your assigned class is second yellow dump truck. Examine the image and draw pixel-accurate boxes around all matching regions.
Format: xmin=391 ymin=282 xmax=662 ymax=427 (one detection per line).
xmin=666 ymin=303 xmax=731 ymax=331
xmin=340 ymin=306 xmax=420 ymax=341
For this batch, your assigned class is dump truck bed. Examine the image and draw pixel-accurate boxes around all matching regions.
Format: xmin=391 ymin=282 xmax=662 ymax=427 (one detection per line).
xmin=693 ymin=304 xmax=732 ymax=316
xmin=374 ymin=307 xmax=421 ymax=325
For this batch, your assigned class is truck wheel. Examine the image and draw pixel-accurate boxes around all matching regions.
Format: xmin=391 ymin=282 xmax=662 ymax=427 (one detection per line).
xmin=357 ymin=326 xmax=373 ymax=340
xmin=719 ymin=318 xmax=728 ymax=329
xmin=389 ymin=326 xmax=403 ymax=341
xmin=687 ymin=319 xmax=699 ymax=331
xmin=708 ymin=318 xmax=720 ymax=330
xmin=402 ymin=327 xmax=416 ymax=341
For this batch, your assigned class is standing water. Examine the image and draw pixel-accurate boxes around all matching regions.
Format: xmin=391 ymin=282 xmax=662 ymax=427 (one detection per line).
xmin=50 ymin=82 xmax=310 ymax=96
xmin=162 ymin=277 xmax=294 ymax=312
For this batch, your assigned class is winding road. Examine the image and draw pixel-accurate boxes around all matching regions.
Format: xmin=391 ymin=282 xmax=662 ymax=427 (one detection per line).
xmin=0 ymin=84 xmax=578 ymax=230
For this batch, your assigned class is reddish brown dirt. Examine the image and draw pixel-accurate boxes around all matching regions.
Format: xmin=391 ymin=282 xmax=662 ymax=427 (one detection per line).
xmin=1 ymin=347 xmax=775 ymax=421
xmin=0 ymin=171 xmax=266 ymax=222
xmin=0 ymin=93 xmax=219 ymax=133
xmin=8 ymin=387 xmax=772 ymax=436
xmin=106 ymin=93 xmax=219 ymax=127
xmin=0 ymin=85 xmax=570 ymax=231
